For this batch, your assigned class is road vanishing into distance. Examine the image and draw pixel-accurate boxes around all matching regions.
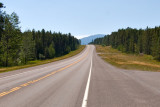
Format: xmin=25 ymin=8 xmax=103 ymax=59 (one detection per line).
xmin=0 ymin=45 xmax=160 ymax=107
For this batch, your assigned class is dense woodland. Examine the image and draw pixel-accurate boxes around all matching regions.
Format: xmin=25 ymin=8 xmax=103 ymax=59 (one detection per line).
xmin=0 ymin=3 xmax=80 ymax=67
xmin=92 ymin=27 xmax=160 ymax=61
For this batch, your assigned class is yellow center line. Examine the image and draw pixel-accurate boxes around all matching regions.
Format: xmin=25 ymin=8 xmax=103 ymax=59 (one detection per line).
xmin=0 ymin=51 xmax=89 ymax=98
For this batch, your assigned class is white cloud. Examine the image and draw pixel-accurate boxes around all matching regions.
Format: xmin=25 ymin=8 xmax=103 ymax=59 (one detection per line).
xmin=75 ymin=34 xmax=91 ymax=39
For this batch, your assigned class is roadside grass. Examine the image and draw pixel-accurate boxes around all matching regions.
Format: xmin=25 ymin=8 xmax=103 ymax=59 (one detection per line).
xmin=96 ymin=45 xmax=160 ymax=72
xmin=0 ymin=45 xmax=85 ymax=73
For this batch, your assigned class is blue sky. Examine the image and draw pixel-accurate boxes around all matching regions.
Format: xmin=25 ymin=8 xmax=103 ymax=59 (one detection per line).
xmin=2 ymin=0 xmax=160 ymax=39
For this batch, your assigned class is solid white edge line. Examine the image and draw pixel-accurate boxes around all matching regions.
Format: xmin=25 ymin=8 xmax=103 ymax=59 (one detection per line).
xmin=82 ymin=54 xmax=92 ymax=107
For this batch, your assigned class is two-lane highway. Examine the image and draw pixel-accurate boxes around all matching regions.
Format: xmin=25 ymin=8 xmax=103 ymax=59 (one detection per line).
xmin=1 ymin=45 xmax=160 ymax=107
xmin=0 ymin=45 xmax=93 ymax=107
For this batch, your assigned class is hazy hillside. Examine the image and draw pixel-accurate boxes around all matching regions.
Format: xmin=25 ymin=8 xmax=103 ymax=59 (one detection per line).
xmin=80 ymin=34 xmax=105 ymax=45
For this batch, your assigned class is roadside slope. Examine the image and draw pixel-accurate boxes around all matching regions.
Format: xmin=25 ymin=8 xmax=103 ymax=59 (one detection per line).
xmin=0 ymin=45 xmax=85 ymax=73
xmin=95 ymin=45 xmax=160 ymax=71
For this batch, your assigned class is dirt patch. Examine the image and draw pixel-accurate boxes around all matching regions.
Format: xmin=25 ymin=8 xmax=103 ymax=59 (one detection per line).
xmin=0 ymin=68 xmax=7 ymax=71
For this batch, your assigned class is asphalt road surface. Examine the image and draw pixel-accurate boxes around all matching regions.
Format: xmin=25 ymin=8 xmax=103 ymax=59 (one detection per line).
xmin=0 ymin=45 xmax=160 ymax=107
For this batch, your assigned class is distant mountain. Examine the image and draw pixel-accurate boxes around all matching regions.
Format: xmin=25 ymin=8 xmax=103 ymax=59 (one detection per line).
xmin=80 ymin=34 xmax=105 ymax=45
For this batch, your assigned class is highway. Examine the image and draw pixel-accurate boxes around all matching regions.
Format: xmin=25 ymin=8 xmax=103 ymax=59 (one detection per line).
xmin=0 ymin=45 xmax=160 ymax=107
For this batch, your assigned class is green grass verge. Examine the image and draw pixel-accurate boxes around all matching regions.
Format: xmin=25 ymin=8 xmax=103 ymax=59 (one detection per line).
xmin=96 ymin=45 xmax=160 ymax=72
xmin=0 ymin=45 xmax=85 ymax=73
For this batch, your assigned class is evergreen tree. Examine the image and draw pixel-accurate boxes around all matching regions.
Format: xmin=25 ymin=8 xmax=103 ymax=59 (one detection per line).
xmin=48 ymin=42 xmax=55 ymax=58
xmin=21 ymin=30 xmax=35 ymax=64
xmin=0 ymin=13 xmax=21 ymax=66
xmin=93 ymin=26 xmax=160 ymax=61
xmin=0 ymin=3 xmax=80 ymax=67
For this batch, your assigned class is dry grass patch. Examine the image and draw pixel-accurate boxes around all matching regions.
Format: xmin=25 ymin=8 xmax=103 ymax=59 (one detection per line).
xmin=96 ymin=45 xmax=160 ymax=71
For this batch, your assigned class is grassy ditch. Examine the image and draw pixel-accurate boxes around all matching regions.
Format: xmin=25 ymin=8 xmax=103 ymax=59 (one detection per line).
xmin=0 ymin=45 xmax=86 ymax=73
xmin=96 ymin=45 xmax=160 ymax=72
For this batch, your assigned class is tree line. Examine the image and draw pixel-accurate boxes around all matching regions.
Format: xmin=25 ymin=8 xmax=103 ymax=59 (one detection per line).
xmin=92 ymin=27 xmax=160 ymax=61
xmin=0 ymin=3 xmax=80 ymax=67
